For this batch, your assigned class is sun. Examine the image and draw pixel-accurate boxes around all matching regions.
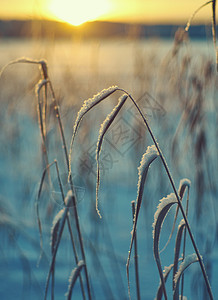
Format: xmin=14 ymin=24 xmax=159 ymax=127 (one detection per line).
xmin=47 ymin=0 xmax=111 ymax=26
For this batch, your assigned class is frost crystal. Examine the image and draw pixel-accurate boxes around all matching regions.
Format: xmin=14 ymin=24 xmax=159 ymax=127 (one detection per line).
xmin=152 ymin=193 xmax=177 ymax=238
xmin=179 ymin=178 xmax=191 ymax=191
xmin=137 ymin=145 xmax=159 ymax=192
xmin=69 ymin=86 xmax=118 ymax=179
xmin=95 ymin=94 xmax=127 ymax=218
xmin=35 ymin=79 xmax=49 ymax=95
xmin=138 ymin=145 xmax=159 ymax=176
xmin=51 ymin=209 xmax=64 ymax=234
xmin=96 ymin=94 xmax=127 ymax=159
xmin=74 ymin=86 xmax=118 ymax=131
xmin=174 ymin=253 xmax=199 ymax=284
xmin=154 ymin=193 xmax=177 ymax=221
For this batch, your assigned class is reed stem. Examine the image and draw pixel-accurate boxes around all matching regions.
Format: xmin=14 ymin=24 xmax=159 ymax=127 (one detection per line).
xmin=48 ymin=81 xmax=92 ymax=300
xmin=131 ymin=201 xmax=141 ymax=300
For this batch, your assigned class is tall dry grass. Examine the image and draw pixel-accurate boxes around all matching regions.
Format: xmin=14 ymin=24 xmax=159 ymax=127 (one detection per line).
xmin=0 ymin=1 xmax=217 ymax=299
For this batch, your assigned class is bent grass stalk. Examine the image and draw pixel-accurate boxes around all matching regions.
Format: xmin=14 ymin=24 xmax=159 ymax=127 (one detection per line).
xmin=1 ymin=41 xmax=215 ymax=297
xmin=66 ymin=261 xmax=85 ymax=300
xmin=173 ymin=254 xmax=199 ymax=300
xmin=184 ymin=0 xmax=217 ymax=70
xmin=153 ymin=193 xmax=177 ymax=300
xmin=36 ymin=160 xmax=86 ymax=299
xmin=72 ymin=86 xmax=213 ymax=299
xmin=1 ymin=58 xmax=92 ymax=299
xmin=96 ymin=94 xmax=128 ymax=217
xmin=160 ymin=179 xmax=191 ymax=254
xmin=1 ymin=59 xmax=92 ymax=299
xmin=127 ymin=145 xmax=159 ymax=297
xmin=44 ymin=191 xmax=74 ymax=299
xmin=37 ymin=67 xmax=92 ymax=299
xmin=123 ymin=91 xmax=214 ymax=300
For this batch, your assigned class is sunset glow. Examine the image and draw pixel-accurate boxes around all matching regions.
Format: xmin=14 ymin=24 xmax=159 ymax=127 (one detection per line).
xmin=0 ymin=0 xmax=212 ymax=25
xmin=47 ymin=0 xmax=112 ymax=26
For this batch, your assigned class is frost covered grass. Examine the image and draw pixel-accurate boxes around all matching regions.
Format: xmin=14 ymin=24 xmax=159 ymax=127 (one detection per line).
xmin=0 ymin=2 xmax=217 ymax=299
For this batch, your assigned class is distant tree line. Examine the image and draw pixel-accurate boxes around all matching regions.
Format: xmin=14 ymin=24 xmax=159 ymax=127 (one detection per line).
xmin=0 ymin=19 xmax=211 ymax=39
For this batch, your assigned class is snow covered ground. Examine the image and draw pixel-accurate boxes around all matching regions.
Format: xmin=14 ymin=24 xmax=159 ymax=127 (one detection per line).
xmin=0 ymin=36 xmax=217 ymax=299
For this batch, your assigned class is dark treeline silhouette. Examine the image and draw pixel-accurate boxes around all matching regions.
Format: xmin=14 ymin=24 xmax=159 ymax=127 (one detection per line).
xmin=0 ymin=19 xmax=212 ymax=39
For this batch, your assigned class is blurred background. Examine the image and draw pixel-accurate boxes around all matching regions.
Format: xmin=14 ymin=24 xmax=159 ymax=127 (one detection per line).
xmin=0 ymin=1 xmax=217 ymax=299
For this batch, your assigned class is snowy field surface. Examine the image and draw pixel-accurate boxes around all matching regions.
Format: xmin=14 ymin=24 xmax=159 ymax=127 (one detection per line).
xmin=0 ymin=36 xmax=217 ymax=299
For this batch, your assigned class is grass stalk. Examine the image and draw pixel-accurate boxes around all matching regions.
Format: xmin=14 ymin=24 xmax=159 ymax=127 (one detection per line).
xmin=131 ymin=201 xmax=140 ymax=300
xmin=36 ymin=161 xmax=86 ymax=298
xmin=119 ymin=89 xmax=214 ymax=300
xmin=47 ymin=80 xmax=92 ymax=300
xmin=180 ymin=186 xmax=190 ymax=299
xmin=44 ymin=192 xmax=73 ymax=299
xmin=54 ymin=160 xmax=86 ymax=300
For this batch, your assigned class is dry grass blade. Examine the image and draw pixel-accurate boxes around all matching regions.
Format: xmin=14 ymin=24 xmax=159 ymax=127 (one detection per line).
xmin=68 ymin=86 xmax=119 ymax=179
xmin=155 ymin=263 xmax=174 ymax=300
xmin=96 ymin=94 xmax=128 ymax=218
xmin=36 ymin=161 xmax=56 ymax=266
xmin=66 ymin=261 xmax=85 ymax=300
xmin=160 ymin=179 xmax=191 ymax=254
xmin=0 ymin=57 xmax=48 ymax=79
xmin=51 ymin=209 xmax=64 ymax=254
xmin=184 ymin=0 xmax=217 ymax=70
xmin=152 ymin=193 xmax=177 ymax=300
xmin=212 ymin=0 xmax=217 ymax=71
xmin=185 ymin=1 xmax=213 ymax=32
xmin=173 ymin=219 xmax=186 ymax=290
xmin=212 ymin=0 xmax=217 ymax=46
xmin=127 ymin=145 xmax=159 ymax=298
xmin=178 ymin=179 xmax=191 ymax=199
xmin=50 ymin=208 xmax=64 ymax=300
xmin=173 ymin=254 xmax=199 ymax=300
xmin=35 ymin=79 xmax=49 ymax=140
xmin=44 ymin=191 xmax=73 ymax=300
xmin=131 ymin=201 xmax=140 ymax=300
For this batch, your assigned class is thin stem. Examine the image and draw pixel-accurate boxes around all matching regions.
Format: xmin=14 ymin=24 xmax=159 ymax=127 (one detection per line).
xmin=181 ymin=187 xmax=190 ymax=298
xmin=48 ymin=81 xmax=92 ymax=300
xmin=131 ymin=201 xmax=141 ymax=300
xmin=121 ymin=90 xmax=214 ymax=300
xmin=185 ymin=1 xmax=213 ymax=32
xmin=37 ymin=83 xmax=49 ymax=170
xmin=54 ymin=160 xmax=86 ymax=300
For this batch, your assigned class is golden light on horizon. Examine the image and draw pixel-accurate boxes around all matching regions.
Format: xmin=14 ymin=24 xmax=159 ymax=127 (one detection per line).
xmin=47 ymin=0 xmax=112 ymax=26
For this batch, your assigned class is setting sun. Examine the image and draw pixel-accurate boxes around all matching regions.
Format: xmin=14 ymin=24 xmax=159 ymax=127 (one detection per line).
xmin=47 ymin=0 xmax=111 ymax=26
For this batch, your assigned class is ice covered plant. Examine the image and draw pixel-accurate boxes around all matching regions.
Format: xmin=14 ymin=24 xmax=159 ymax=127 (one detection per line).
xmin=152 ymin=193 xmax=197 ymax=300
xmin=1 ymin=58 xmax=93 ymax=299
xmin=153 ymin=193 xmax=177 ymax=300
xmin=45 ymin=190 xmax=74 ymax=299
xmin=69 ymin=86 xmax=213 ymax=299
xmin=68 ymin=85 xmax=119 ymax=181
xmin=95 ymin=94 xmax=128 ymax=217
xmin=127 ymin=145 xmax=159 ymax=295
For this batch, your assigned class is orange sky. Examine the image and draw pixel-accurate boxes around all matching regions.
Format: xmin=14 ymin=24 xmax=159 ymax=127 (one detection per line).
xmin=0 ymin=0 xmax=213 ymax=25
